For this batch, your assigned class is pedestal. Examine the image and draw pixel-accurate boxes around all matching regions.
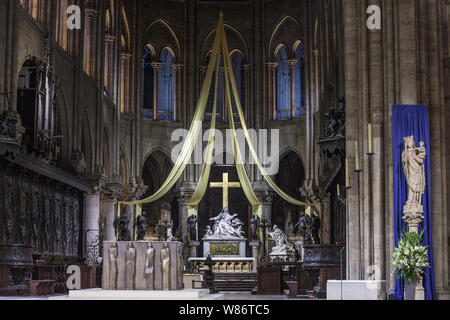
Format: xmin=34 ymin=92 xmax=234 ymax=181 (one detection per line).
xmin=249 ymin=241 xmax=260 ymax=272
xmin=188 ymin=241 xmax=200 ymax=258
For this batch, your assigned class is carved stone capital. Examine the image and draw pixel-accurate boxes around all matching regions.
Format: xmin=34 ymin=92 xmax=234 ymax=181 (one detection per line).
xmin=174 ymin=186 xmax=196 ymax=205
xmin=84 ymin=171 xmax=108 ymax=194
xmin=151 ymin=62 xmax=162 ymax=70
xmin=102 ymin=183 xmax=122 ymax=201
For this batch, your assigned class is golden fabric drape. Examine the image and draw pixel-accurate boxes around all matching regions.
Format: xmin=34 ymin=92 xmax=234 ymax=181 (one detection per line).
xmin=117 ymin=15 xmax=224 ymax=217
xmin=188 ymin=54 xmax=221 ymax=216
xmin=117 ymin=12 xmax=320 ymax=229
xmin=219 ymin=22 xmax=318 ymax=210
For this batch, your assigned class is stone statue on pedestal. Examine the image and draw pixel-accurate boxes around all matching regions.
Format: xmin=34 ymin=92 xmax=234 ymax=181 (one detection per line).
xmin=311 ymin=211 xmax=321 ymax=245
xmin=144 ymin=243 xmax=154 ymax=290
xmin=187 ymin=215 xmax=198 ymax=242
xmin=402 ymin=136 xmax=426 ymax=231
xmin=250 ymin=214 xmax=260 ymax=240
xmin=136 ymin=214 xmax=148 ymax=241
xmin=295 ymin=212 xmax=312 ymax=244
xmin=114 ymin=214 xmax=131 ymax=241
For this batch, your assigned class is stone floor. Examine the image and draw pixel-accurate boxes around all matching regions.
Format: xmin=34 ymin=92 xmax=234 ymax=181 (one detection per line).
xmin=0 ymin=291 xmax=318 ymax=300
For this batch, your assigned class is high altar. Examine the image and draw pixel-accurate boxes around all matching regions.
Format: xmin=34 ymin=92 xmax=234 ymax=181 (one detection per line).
xmin=188 ymin=205 xmax=256 ymax=273
xmin=102 ymin=241 xmax=184 ymax=291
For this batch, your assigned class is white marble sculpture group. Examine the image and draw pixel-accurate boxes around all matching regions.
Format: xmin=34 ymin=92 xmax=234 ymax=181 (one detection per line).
xmin=203 ymin=207 xmax=245 ymax=239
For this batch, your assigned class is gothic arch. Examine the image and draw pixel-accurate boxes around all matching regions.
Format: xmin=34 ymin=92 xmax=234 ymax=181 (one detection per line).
xmin=201 ymin=24 xmax=248 ymax=59
xmin=120 ymin=6 xmax=131 ymax=52
xmin=140 ymin=147 xmax=174 ymax=179
xmin=268 ymin=16 xmax=304 ymax=60
xmin=140 ymin=150 xmax=177 ymax=231
xmin=271 ymin=150 xmax=305 ymax=231
xmin=144 ymin=19 xmax=181 ymax=62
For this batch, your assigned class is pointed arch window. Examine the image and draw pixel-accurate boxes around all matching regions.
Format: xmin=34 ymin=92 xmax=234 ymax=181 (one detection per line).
xmin=205 ymin=53 xmax=224 ymax=122
xmin=276 ymin=46 xmax=291 ymax=120
xmin=231 ymin=51 xmax=245 ymax=121
xmin=141 ymin=45 xmax=155 ymax=118
xmin=158 ymin=48 xmax=175 ymax=121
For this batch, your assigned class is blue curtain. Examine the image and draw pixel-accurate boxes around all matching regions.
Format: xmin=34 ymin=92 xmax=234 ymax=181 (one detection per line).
xmin=276 ymin=46 xmax=290 ymax=120
xmin=392 ymin=105 xmax=436 ymax=300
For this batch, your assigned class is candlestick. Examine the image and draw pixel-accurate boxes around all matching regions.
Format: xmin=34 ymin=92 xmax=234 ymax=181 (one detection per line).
xmin=337 ymin=184 xmax=340 ymax=197
xmin=345 ymin=158 xmax=350 ymax=188
xmin=368 ymin=123 xmax=374 ymax=155
xmin=354 ymin=141 xmax=362 ymax=172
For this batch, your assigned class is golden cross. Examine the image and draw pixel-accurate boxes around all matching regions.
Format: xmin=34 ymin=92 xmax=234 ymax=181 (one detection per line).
xmin=210 ymin=173 xmax=241 ymax=209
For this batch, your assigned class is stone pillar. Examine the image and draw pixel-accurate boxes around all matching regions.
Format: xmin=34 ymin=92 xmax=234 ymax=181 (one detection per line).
xmin=125 ymin=203 xmax=135 ymax=240
xmin=101 ymin=197 xmax=117 ymax=242
xmin=173 ymin=64 xmax=183 ymax=122
xmin=120 ymin=53 xmax=132 ymax=113
xmin=249 ymin=241 xmax=260 ymax=272
xmin=83 ymin=8 xmax=98 ymax=76
xmin=104 ymin=34 xmax=116 ymax=96
xmin=175 ymin=187 xmax=195 ymax=260
xmin=188 ymin=242 xmax=200 ymax=258
xmin=84 ymin=192 xmax=101 ymax=256
xmin=266 ymin=62 xmax=277 ymax=120
xmin=287 ymin=59 xmax=297 ymax=119
xmin=244 ymin=64 xmax=251 ymax=121
xmin=151 ymin=62 xmax=161 ymax=120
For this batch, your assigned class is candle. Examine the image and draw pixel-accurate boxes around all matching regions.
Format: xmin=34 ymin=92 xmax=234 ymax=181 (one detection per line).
xmin=337 ymin=184 xmax=340 ymax=197
xmin=345 ymin=158 xmax=350 ymax=187
xmin=368 ymin=123 xmax=373 ymax=154
xmin=355 ymin=141 xmax=360 ymax=171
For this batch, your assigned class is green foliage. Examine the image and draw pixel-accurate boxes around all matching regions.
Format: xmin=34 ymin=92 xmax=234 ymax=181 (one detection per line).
xmin=392 ymin=230 xmax=429 ymax=281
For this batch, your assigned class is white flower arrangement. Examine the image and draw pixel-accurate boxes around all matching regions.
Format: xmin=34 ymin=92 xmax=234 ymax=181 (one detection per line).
xmin=392 ymin=230 xmax=429 ymax=281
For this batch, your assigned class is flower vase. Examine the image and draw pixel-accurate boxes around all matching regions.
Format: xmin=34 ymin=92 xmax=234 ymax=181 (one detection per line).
xmin=404 ymin=279 xmax=416 ymax=300
xmin=404 ymin=277 xmax=424 ymax=300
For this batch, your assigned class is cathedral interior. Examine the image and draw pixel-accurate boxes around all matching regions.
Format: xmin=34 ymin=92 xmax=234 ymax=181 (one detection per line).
xmin=0 ymin=0 xmax=449 ymax=300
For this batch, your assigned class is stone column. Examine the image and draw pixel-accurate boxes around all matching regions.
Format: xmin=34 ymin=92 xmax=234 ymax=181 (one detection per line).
xmin=244 ymin=64 xmax=251 ymax=121
xmin=287 ymin=59 xmax=297 ymax=119
xmin=101 ymin=197 xmax=117 ymax=241
xmin=104 ymin=34 xmax=116 ymax=96
xmin=266 ymin=62 xmax=277 ymax=120
xmin=249 ymin=241 xmax=260 ymax=272
xmin=83 ymin=8 xmax=98 ymax=76
xmin=124 ymin=203 xmax=135 ymax=240
xmin=120 ymin=53 xmax=132 ymax=113
xmin=175 ymin=187 xmax=195 ymax=260
xmin=173 ymin=64 xmax=183 ymax=122
xmin=84 ymin=191 xmax=101 ymax=257
xmin=151 ymin=62 xmax=161 ymax=120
